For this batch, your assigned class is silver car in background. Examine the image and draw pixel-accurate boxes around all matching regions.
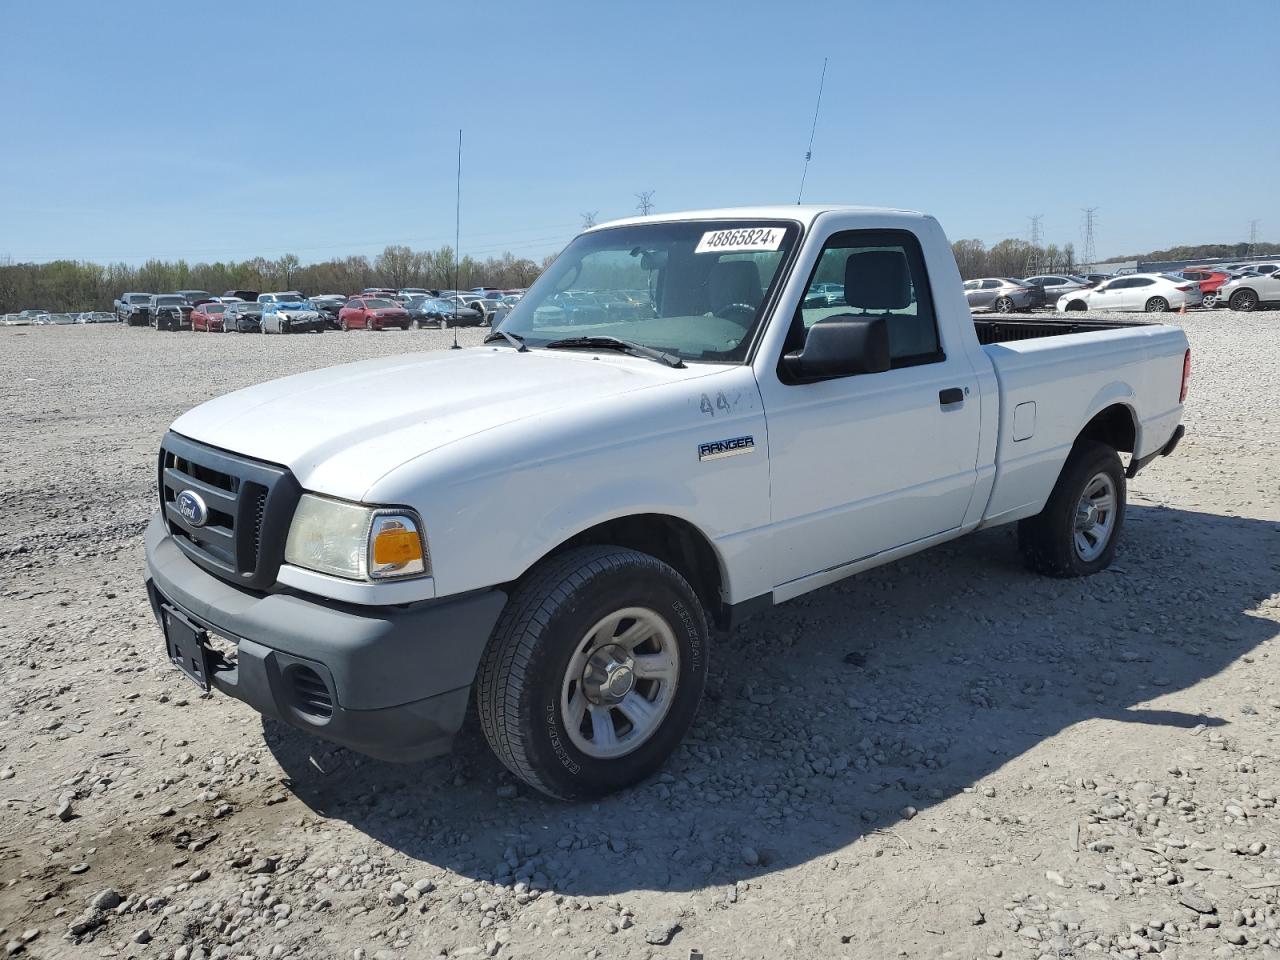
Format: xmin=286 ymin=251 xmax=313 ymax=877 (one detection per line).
xmin=963 ymin=277 xmax=1037 ymax=313
xmin=1023 ymin=274 xmax=1090 ymax=304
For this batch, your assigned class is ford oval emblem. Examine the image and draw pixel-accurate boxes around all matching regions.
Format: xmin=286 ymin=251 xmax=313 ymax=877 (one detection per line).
xmin=177 ymin=490 xmax=209 ymax=527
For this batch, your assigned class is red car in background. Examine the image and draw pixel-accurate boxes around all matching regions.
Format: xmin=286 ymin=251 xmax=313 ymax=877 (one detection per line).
xmin=1180 ymin=269 xmax=1230 ymax=307
xmin=337 ymin=297 xmax=411 ymax=331
xmin=191 ymin=300 xmax=229 ymax=332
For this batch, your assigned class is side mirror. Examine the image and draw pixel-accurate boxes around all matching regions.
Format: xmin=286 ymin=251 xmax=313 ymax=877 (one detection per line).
xmin=782 ymin=315 xmax=891 ymax=383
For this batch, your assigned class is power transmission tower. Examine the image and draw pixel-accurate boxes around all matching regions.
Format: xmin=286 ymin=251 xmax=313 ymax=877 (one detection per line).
xmin=635 ymin=191 xmax=655 ymax=216
xmin=1081 ymin=207 xmax=1098 ymax=271
xmin=1025 ymin=214 xmax=1043 ymax=275
xmin=1248 ymin=219 xmax=1260 ymax=257
xmin=581 ymin=211 xmax=598 ymax=229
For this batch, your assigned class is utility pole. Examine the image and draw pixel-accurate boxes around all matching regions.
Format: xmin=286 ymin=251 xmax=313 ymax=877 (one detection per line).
xmin=581 ymin=211 xmax=598 ymax=230
xmin=1081 ymin=207 xmax=1098 ymax=272
xmin=635 ymin=191 xmax=655 ymax=216
xmin=1025 ymin=214 xmax=1043 ymax=275
xmin=1248 ymin=219 xmax=1260 ymax=257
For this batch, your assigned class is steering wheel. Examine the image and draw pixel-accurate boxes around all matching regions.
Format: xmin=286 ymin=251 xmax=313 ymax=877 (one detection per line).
xmin=714 ymin=302 xmax=756 ymax=323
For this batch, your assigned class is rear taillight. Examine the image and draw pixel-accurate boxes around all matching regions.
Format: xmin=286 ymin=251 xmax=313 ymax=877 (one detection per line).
xmin=1175 ymin=284 xmax=1193 ymax=292
xmin=1180 ymin=349 xmax=1191 ymax=402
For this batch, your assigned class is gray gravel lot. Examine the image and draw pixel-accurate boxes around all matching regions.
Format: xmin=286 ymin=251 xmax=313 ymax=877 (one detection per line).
xmin=1 ymin=314 xmax=1279 ymax=960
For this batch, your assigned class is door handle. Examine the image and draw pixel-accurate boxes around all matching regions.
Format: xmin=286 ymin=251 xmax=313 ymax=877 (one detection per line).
xmin=939 ymin=387 xmax=964 ymax=407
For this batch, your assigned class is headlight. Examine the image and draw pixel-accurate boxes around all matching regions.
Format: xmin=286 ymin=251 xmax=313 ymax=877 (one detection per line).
xmin=284 ymin=494 xmax=429 ymax=581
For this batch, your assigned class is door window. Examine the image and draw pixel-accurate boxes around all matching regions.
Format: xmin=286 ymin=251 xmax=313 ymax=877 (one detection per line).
xmin=791 ymin=229 xmax=942 ymax=368
xmin=980 ymin=279 xmax=1000 ymax=289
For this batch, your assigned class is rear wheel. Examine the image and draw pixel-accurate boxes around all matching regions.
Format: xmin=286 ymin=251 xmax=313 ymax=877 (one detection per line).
xmin=993 ymin=296 xmax=1015 ymax=314
xmin=1202 ymin=294 xmax=1217 ymax=309
xmin=476 ymin=546 xmax=709 ymax=800
xmin=1018 ymin=440 xmax=1126 ymax=578
xmin=1145 ymin=296 xmax=1169 ymax=313
xmin=1230 ymin=289 xmax=1258 ymax=312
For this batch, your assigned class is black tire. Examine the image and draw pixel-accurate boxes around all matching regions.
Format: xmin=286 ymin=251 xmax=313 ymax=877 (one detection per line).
xmin=1230 ymin=289 xmax=1258 ymax=312
xmin=1145 ymin=296 xmax=1169 ymax=313
xmin=993 ymin=296 xmax=1015 ymax=314
xmin=476 ymin=546 xmax=710 ymax=801
xmin=339 ymin=318 xmax=348 ymax=331
xmin=1066 ymin=300 xmax=1088 ymax=312
xmin=1017 ymin=440 xmax=1126 ymax=578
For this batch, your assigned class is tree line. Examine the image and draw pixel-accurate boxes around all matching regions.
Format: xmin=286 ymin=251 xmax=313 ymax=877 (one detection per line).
xmin=951 ymin=236 xmax=1279 ymax=281
xmin=951 ymin=238 xmax=1078 ymax=280
xmin=0 ymin=245 xmax=555 ymax=313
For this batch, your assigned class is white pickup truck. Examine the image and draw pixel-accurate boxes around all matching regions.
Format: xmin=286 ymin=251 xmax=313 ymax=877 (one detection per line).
xmin=144 ymin=205 xmax=1189 ymax=799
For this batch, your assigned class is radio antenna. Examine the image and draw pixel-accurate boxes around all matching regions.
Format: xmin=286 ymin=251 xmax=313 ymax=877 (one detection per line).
xmin=796 ymin=58 xmax=828 ymax=205
xmin=451 ymin=128 xmax=462 ymax=349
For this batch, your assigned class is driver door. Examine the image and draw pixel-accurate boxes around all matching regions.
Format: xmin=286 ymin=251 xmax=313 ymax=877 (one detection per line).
xmin=756 ymin=227 xmax=983 ymax=591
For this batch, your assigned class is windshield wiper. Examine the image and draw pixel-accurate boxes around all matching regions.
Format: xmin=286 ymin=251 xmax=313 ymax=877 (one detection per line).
xmin=542 ymin=336 xmax=685 ymax=368
xmin=483 ymin=329 xmax=527 ymax=351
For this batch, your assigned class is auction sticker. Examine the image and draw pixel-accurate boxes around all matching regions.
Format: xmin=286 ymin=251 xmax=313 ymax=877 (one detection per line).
xmin=695 ymin=227 xmax=786 ymax=254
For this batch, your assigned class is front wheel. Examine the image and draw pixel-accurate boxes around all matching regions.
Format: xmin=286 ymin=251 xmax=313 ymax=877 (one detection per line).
xmin=1230 ymin=290 xmax=1258 ymax=312
xmin=1145 ymin=296 xmax=1169 ymax=313
xmin=1018 ymin=440 xmax=1126 ymax=578
xmin=476 ymin=546 xmax=710 ymax=801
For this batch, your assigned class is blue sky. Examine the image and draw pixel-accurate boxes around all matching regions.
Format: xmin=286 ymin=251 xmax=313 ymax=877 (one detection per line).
xmin=3 ymin=0 xmax=1276 ymax=266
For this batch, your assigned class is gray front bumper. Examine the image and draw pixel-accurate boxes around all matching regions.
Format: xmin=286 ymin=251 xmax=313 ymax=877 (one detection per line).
xmin=144 ymin=513 xmax=506 ymax=761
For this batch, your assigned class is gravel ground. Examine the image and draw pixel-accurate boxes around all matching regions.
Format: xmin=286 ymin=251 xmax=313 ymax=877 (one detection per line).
xmin=1 ymin=313 xmax=1279 ymax=960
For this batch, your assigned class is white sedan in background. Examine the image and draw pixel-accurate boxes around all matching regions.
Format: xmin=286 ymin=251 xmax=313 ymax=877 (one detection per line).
xmin=1057 ymin=273 xmax=1203 ymax=313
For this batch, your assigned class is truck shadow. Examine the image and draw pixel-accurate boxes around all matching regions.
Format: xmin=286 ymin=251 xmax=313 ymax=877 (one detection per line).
xmin=263 ymin=503 xmax=1279 ymax=896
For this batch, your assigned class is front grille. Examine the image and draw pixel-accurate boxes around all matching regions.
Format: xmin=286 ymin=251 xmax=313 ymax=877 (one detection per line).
xmin=158 ymin=431 xmax=301 ymax=590
xmin=289 ymin=666 xmax=333 ymax=720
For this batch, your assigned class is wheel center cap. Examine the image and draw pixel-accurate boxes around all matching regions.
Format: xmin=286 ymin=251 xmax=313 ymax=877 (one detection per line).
xmin=583 ymin=645 xmax=635 ymax=704
xmin=1077 ymin=505 xmax=1099 ymax=530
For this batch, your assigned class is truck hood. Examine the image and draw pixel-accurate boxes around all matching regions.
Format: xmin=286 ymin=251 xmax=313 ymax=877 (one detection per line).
xmin=170 ymin=347 xmax=718 ymax=501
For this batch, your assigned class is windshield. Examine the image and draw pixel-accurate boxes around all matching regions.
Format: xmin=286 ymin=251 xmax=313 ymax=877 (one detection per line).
xmin=233 ymin=304 xmax=263 ymax=315
xmin=127 ymin=294 xmax=150 ymax=303
xmin=497 ymin=220 xmax=799 ymax=362
xmin=365 ymin=298 xmax=394 ymax=308
xmin=155 ymin=296 xmax=184 ymax=306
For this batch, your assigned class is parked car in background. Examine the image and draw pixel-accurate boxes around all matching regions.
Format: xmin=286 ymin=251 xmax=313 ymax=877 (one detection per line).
xmin=337 ymin=297 xmax=411 ymax=331
xmin=1023 ymin=275 xmax=1089 ymax=305
xmin=1217 ymin=269 xmax=1280 ymax=312
xmin=262 ymin=300 xmax=324 ymax=334
xmin=19 ymin=308 xmax=51 ymax=321
xmin=115 ymin=292 xmax=155 ymax=325
xmin=223 ymin=290 xmax=260 ymax=302
xmin=223 ymin=301 xmax=264 ymax=332
xmin=465 ymin=295 xmax=510 ymax=325
xmin=77 ymin=311 xmax=116 ymax=323
xmin=257 ymin=291 xmax=306 ymax=305
xmin=175 ymin=289 xmax=213 ymax=305
xmin=191 ymin=301 xmax=228 ymax=332
xmin=1057 ymin=273 xmax=1202 ymax=313
xmin=309 ymin=295 xmax=347 ymax=328
xmin=405 ymin=296 xmax=484 ymax=328
xmin=963 ymin=278 xmax=1036 ymax=313
xmin=398 ymin=288 xmax=433 ymax=299
xmin=1178 ymin=269 xmax=1231 ymax=308
xmin=1233 ymin=262 xmax=1280 ymax=278
xmin=149 ymin=294 xmax=192 ymax=330
xmin=1078 ymin=273 xmax=1113 ymax=286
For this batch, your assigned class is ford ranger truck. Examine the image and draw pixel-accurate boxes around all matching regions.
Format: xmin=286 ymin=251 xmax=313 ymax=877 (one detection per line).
xmin=144 ymin=206 xmax=1189 ymax=800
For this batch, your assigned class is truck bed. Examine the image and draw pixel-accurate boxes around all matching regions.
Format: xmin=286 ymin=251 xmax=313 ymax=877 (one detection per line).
xmin=973 ymin=315 xmax=1153 ymax=346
